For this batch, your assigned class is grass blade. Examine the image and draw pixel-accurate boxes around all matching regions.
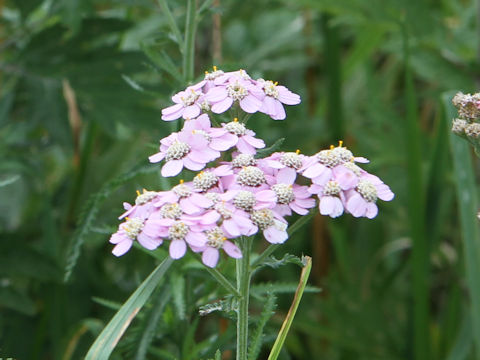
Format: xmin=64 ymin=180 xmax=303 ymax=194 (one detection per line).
xmin=402 ymin=23 xmax=430 ymax=360
xmin=267 ymin=256 xmax=312 ymax=360
xmin=443 ymin=92 xmax=480 ymax=359
xmin=85 ymin=257 xmax=174 ymax=360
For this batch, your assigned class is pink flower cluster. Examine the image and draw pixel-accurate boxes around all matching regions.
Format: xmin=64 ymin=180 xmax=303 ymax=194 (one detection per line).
xmin=161 ymin=67 xmax=301 ymax=121
xmin=110 ymin=68 xmax=394 ymax=268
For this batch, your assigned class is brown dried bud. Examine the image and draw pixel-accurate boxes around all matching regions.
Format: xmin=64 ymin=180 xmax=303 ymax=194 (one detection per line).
xmin=465 ymin=123 xmax=480 ymax=138
xmin=451 ymin=118 xmax=468 ymax=135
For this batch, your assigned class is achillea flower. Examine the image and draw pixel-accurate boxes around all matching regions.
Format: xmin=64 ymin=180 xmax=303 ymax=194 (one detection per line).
xmin=144 ymin=216 xmax=211 ymax=259
xmin=110 ymin=217 xmax=162 ymax=256
xmin=161 ymin=84 xmax=205 ymax=121
xmin=191 ymin=227 xmax=242 ymax=268
xmin=250 ymin=208 xmax=288 ymax=244
xmin=119 ymin=189 xmax=160 ymax=220
xmin=256 ymin=79 xmax=301 ymax=120
xmin=268 ymin=168 xmax=315 ymax=216
xmin=149 ymin=131 xmax=220 ymax=177
xmin=205 ymin=73 xmax=264 ymax=114
xmin=259 ymin=150 xmax=306 ymax=175
xmin=209 ymin=118 xmax=265 ymax=154
xmin=154 ymin=180 xmax=213 ymax=215
xmin=345 ymin=173 xmax=394 ymax=219
xmin=309 ymin=180 xmax=346 ymax=218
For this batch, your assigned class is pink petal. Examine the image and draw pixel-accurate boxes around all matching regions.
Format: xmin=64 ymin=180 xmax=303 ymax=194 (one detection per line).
xmin=169 ymin=240 xmax=187 ymax=259
xmin=210 ymin=134 xmax=238 ymax=151
xmin=302 ymin=163 xmax=327 ymax=179
xmin=182 ymin=104 xmax=201 ymax=119
xmin=277 ymin=86 xmax=301 ymax=105
xmin=202 ymin=247 xmax=220 ymax=268
xmin=377 ymin=184 xmax=395 ymax=201
xmin=290 ymin=202 xmax=308 ymax=215
xmin=149 ymin=151 xmax=166 ymax=163
xmin=256 ymin=190 xmax=277 ymax=203
xmin=211 ymin=97 xmax=234 ymax=113
xmin=179 ymin=198 xmax=202 ymax=214
xmin=189 ymin=193 xmax=213 ymax=208
xmin=236 ymin=138 xmax=255 ymax=154
xmin=242 ymin=135 xmax=265 ymax=149
xmin=183 ymin=157 xmax=206 ymax=171
xmin=294 ymin=197 xmax=315 ymax=208
xmin=320 ymin=196 xmax=343 ymax=218
xmin=365 ymin=202 xmax=378 ymax=219
xmin=271 ymin=99 xmax=286 ymax=120
xmin=200 ymin=210 xmax=221 ymax=224
xmin=239 ymin=94 xmax=262 ymax=113
xmin=186 ymin=231 xmax=207 ymax=246
xmin=161 ymin=103 xmax=184 ymax=121
xmin=112 ymin=239 xmax=133 ymax=256
xmin=346 ymin=193 xmax=367 ymax=217
xmin=223 ymin=240 xmax=242 ymax=258
xmin=137 ymin=232 xmax=160 ymax=250
xmin=277 ymin=167 xmax=297 ymax=184
xmin=205 ymin=86 xmax=228 ymax=102
xmin=223 ymin=219 xmax=240 ymax=237
xmin=263 ymin=226 xmax=288 ymax=244
xmin=334 ymin=166 xmax=358 ymax=190
xmin=161 ymin=160 xmax=184 ymax=177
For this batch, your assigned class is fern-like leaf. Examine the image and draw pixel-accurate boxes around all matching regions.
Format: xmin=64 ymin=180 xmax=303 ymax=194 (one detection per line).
xmin=248 ymin=292 xmax=277 ymax=360
xmin=63 ymin=161 xmax=159 ymax=282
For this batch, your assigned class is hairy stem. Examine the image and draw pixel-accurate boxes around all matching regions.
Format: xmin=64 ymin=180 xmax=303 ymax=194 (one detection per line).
xmin=236 ymin=237 xmax=252 ymax=360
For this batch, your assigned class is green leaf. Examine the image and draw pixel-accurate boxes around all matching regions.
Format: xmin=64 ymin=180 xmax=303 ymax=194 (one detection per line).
xmin=135 ymin=288 xmax=172 ymax=360
xmin=85 ymin=257 xmax=174 ymax=360
xmin=248 ymin=292 xmax=277 ymax=360
xmin=443 ymin=92 xmax=480 ymax=359
xmin=255 ymin=138 xmax=285 ymax=158
xmin=64 ymin=161 xmax=159 ymax=282
xmin=0 ymin=174 xmax=20 ymax=187
xmin=171 ymin=273 xmax=186 ymax=320
xmin=267 ymin=256 xmax=313 ymax=360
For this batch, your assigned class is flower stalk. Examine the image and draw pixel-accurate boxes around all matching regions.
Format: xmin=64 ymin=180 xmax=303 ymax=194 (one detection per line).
xmin=236 ymin=236 xmax=252 ymax=360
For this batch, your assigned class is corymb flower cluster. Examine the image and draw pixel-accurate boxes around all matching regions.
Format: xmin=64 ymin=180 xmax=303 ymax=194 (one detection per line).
xmin=452 ymin=92 xmax=480 ymax=139
xmin=110 ymin=68 xmax=394 ymax=267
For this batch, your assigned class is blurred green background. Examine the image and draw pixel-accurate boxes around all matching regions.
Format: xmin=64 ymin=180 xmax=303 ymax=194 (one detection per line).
xmin=1 ymin=0 xmax=480 ymax=359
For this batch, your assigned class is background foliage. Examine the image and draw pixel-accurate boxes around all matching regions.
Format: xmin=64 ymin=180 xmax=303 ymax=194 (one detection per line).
xmin=1 ymin=0 xmax=479 ymax=359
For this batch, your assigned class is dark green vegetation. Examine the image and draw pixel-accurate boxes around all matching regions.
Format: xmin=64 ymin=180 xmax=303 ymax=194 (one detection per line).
xmin=1 ymin=0 xmax=479 ymax=359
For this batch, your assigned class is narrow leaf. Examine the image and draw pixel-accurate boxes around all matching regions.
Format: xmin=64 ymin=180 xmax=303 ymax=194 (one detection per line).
xmin=443 ymin=92 xmax=480 ymax=358
xmin=267 ymin=256 xmax=312 ymax=360
xmin=85 ymin=257 xmax=174 ymax=360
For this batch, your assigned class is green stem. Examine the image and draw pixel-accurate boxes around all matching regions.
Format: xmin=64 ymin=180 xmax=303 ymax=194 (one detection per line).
xmin=236 ymin=237 xmax=252 ymax=360
xmin=203 ymin=260 xmax=241 ymax=296
xmin=183 ymin=0 xmax=197 ymax=82
xmin=157 ymin=0 xmax=184 ymax=49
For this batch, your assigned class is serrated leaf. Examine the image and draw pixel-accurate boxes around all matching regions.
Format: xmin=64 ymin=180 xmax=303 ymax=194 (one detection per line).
xmin=255 ymin=138 xmax=285 ymax=158
xmin=259 ymin=253 xmax=304 ymax=270
xmin=198 ymin=296 xmax=237 ymax=316
xmin=171 ymin=273 xmax=186 ymax=320
xmin=248 ymin=292 xmax=277 ymax=360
